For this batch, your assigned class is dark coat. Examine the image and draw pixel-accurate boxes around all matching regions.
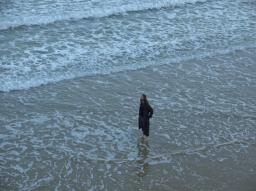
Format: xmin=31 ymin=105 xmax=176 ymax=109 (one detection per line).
xmin=138 ymin=103 xmax=153 ymax=136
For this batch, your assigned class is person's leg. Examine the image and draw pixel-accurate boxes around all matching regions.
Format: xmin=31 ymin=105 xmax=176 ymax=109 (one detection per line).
xmin=140 ymin=129 xmax=144 ymax=138
xmin=143 ymin=126 xmax=149 ymax=138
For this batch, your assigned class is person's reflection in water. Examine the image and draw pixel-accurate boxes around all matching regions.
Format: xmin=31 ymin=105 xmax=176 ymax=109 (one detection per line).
xmin=136 ymin=136 xmax=149 ymax=177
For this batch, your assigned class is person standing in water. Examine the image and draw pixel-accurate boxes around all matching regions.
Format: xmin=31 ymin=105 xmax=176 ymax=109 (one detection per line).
xmin=139 ymin=94 xmax=153 ymax=137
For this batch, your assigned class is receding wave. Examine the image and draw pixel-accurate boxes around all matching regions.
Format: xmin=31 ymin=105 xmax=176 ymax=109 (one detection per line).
xmin=0 ymin=0 xmax=207 ymax=30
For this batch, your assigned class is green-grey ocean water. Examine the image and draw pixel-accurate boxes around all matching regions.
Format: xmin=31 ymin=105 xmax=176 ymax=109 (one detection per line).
xmin=0 ymin=0 xmax=256 ymax=190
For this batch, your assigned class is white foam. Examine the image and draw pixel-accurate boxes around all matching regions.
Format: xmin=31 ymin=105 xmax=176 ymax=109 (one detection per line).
xmin=0 ymin=0 xmax=207 ymax=30
xmin=0 ymin=44 xmax=254 ymax=92
xmin=1 ymin=0 xmax=255 ymax=93
xmin=161 ymin=133 xmax=171 ymax=140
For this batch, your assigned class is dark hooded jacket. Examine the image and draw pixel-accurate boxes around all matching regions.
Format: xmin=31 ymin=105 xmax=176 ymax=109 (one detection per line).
xmin=138 ymin=102 xmax=153 ymax=136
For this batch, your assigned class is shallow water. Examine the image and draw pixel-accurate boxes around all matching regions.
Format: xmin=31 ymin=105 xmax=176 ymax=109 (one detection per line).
xmin=1 ymin=47 xmax=256 ymax=190
xmin=1 ymin=0 xmax=256 ymax=190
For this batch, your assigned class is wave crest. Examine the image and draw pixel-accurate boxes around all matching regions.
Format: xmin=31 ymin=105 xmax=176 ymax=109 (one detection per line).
xmin=0 ymin=0 xmax=207 ymax=30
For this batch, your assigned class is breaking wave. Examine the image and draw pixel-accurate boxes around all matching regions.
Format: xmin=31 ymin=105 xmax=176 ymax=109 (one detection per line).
xmin=0 ymin=0 xmax=207 ymax=30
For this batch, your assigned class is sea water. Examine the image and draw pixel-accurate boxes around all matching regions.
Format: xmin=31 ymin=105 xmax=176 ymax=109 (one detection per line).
xmin=0 ymin=0 xmax=256 ymax=190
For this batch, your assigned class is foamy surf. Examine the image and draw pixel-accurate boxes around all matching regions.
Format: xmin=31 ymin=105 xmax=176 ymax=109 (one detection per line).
xmin=0 ymin=45 xmax=254 ymax=92
xmin=0 ymin=0 xmax=207 ymax=30
xmin=1 ymin=0 xmax=256 ymax=92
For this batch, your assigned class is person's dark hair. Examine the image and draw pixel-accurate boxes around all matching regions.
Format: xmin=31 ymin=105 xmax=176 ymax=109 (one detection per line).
xmin=141 ymin=94 xmax=149 ymax=105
